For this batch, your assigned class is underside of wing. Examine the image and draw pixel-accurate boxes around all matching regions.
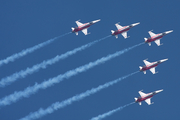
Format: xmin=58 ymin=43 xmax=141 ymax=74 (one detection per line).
xmin=143 ymin=60 xmax=151 ymax=66
xmin=148 ymin=31 xmax=156 ymax=37
xmin=76 ymin=21 xmax=84 ymax=27
xmin=122 ymin=32 xmax=127 ymax=39
xmin=138 ymin=91 xmax=147 ymax=97
xmin=154 ymin=39 xmax=161 ymax=46
xmin=115 ymin=23 xmax=123 ymax=30
xmin=145 ymin=98 xmax=151 ymax=105
xmin=82 ymin=29 xmax=88 ymax=35
xmin=150 ymin=67 xmax=156 ymax=74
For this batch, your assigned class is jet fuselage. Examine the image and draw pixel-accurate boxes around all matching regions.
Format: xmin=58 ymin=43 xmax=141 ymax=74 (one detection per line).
xmin=112 ymin=26 xmax=130 ymax=36
xmin=72 ymin=23 xmax=91 ymax=33
xmin=140 ymin=61 xmax=160 ymax=71
xmin=136 ymin=93 xmax=154 ymax=103
xmin=145 ymin=33 xmax=164 ymax=43
xmin=135 ymin=89 xmax=163 ymax=104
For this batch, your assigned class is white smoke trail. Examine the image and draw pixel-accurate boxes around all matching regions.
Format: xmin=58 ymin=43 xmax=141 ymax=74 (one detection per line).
xmin=19 ymin=71 xmax=138 ymax=120
xmin=90 ymin=102 xmax=135 ymax=120
xmin=0 ymin=32 xmax=71 ymax=67
xmin=0 ymin=35 xmax=111 ymax=87
xmin=0 ymin=42 xmax=143 ymax=107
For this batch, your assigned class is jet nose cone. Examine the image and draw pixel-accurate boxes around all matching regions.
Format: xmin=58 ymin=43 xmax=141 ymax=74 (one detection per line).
xmin=132 ymin=22 xmax=140 ymax=27
xmin=165 ymin=30 xmax=173 ymax=34
xmin=160 ymin=58 xmax=168 ymax=63
xmin=92 ymin=19 xmax=101 ymax=24
xmin=156 ymin=89 xmax=163 ymax=93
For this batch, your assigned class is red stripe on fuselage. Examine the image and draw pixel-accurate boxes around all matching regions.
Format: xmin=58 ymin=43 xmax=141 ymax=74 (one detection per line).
xmin=141 ymin=63 xmax=158 ymax=71
xmin=78 ymin=23 xmax=88 ymax=28
xmin=137 ymin=94 xmax=153 ymax=102
xmin=146 ymin=35 xmax=163 ymax=43
xmin=73 ymin=24 xmax=91 ymax=32
xmin=113 ymin=26 xmax=130 ymax=35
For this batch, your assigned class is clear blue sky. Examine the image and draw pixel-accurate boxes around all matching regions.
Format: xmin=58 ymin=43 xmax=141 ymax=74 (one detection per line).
xmin=0 ymin=0 xmax=179 ymax=120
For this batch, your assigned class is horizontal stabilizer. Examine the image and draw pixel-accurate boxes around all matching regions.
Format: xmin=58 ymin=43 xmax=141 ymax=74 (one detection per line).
xmin=148 ymin=43 xmax=151 ymax=46
xmin=134 ymin=97 xmax=138 ymax=101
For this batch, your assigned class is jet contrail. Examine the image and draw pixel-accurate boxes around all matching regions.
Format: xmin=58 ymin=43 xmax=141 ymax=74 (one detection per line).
xmin=0 ymin=32 xmax=71 ymax=67
xmin=0 ymin=35 xmax=111 ymax=87
xmin=0 ymin=42 xmax=144 ymax=107
xmin=19 ymin=71 xmax=138 ymax=120
xmin=90 ymin=102 xmax=135 ymax=120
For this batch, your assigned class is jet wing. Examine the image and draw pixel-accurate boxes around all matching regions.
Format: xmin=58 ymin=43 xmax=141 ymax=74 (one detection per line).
xmin=82 ymin=29 xmax=88 ymax=35
xmin=145 ymin=98 xmax=151 ymax=105
xmin=143 ymin=60 xmax=151 ymax=66
xmin=122 ymin=32 xmax=127 ymax=39
xmin=76 ymin=21 xmax=84 ymax=27
xmin=150 ymin=67 xmax=156 ymax=74
xmin=154 ymin=39 xmax=161 ymax=46
xmin=115 ymin=23 xmax=123 ymax=30
xmin=148 ymin=31 xmax=156 ymax=37
xmin=138 ymin=91 xmax=147 ymax=97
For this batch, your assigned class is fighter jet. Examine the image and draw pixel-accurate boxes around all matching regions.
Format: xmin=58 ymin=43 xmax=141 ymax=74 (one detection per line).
xmin=144 ymin=30 xmax=173 ymax=46
xmin=139 ymin=58 xmax=168 ymax=74
xmin=71 ymin=19 xmax=100 ymax=35
xmin=111 ymin=22 xmax=140 ymax=39
xmin=134 ymin=89 xmax=163 ymax=105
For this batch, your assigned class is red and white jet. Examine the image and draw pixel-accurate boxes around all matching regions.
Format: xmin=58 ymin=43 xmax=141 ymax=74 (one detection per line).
xmin=135 ymin=89 xmax=163 ymax=105
xmin=144 ymin=30 xmax=173 ymax=46
xmin=71 ymin=19 xmax=100 ymax=35
xmin=111 ymin=22 xmax=140 ymax=39
xmin=139 ymin=58 xmax=168 ymax=74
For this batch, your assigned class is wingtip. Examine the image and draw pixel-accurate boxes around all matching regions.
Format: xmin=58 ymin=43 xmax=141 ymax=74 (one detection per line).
xmin=75 ymin=19 xmax=81 ymax=22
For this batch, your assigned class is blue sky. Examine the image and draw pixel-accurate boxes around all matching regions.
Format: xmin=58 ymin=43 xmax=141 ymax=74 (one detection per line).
xmin=0 ymin=0 xmax=179 ymax=120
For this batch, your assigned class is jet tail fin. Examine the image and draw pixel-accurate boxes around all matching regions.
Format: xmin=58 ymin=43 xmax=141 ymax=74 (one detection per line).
xmin=144 ymin=38 xmax=151 ymax=46
xmin=144 ymin=37 xmax=148 ymax=41
xmin=71 ymin=27 xmax=75 ymax=31
xmin=134 ymin=98 xmax=141 ymax=105
xmin=111 ymin=30 xmax=115 ymax=34
xmin=139 ymin=66 xmax=142 ymax=70
xmin=71 ymin=27 xmax=78 ymax=35
xmin=139 ymin=66 xmax=146 ymax=74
